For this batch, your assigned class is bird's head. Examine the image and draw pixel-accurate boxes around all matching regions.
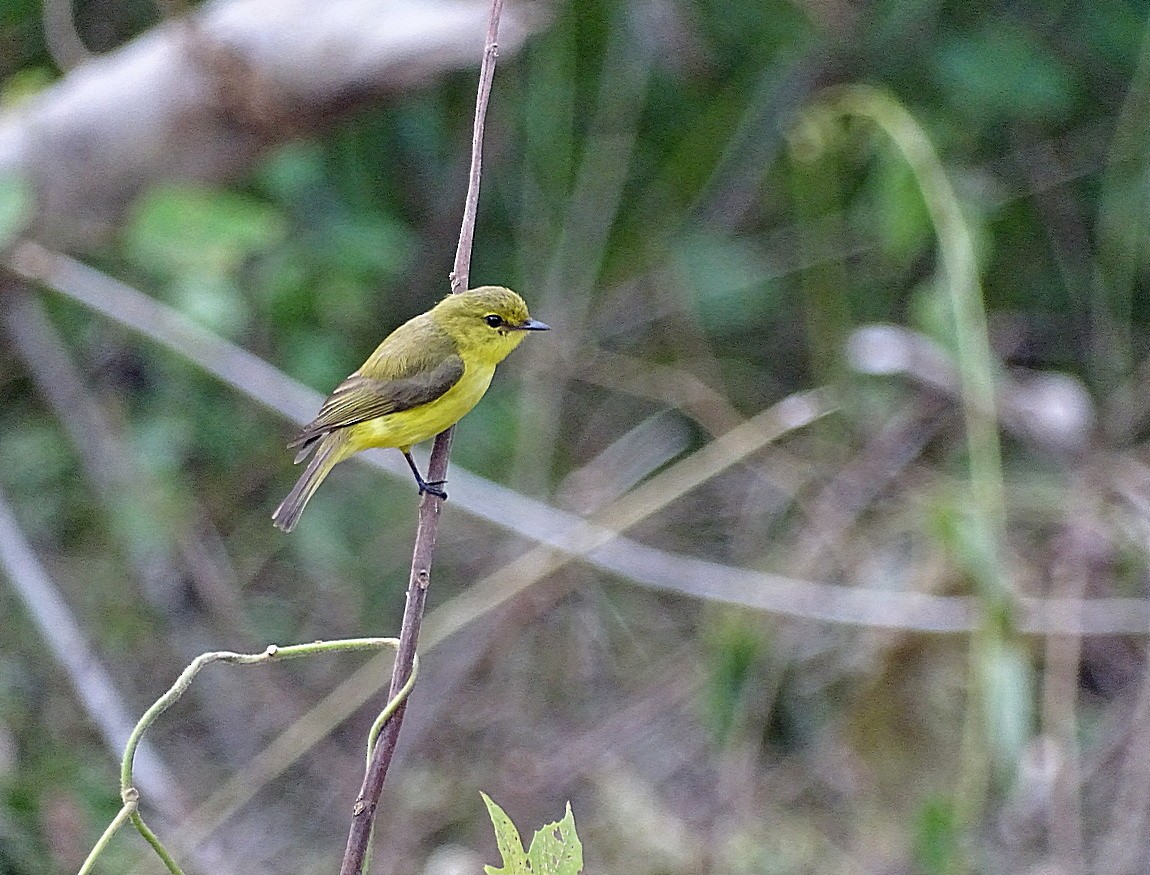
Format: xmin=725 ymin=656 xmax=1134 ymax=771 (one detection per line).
xmin=434 ymin=286 xmax=549 ymax=363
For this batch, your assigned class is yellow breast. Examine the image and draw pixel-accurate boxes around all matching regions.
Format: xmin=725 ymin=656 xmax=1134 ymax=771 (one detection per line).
xmin=344 ymin=360 xmax=496 ymax=454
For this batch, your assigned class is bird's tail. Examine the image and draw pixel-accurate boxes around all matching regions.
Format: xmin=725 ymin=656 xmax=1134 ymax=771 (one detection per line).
xmin=272 ymin=433 xmax=345 ymax=532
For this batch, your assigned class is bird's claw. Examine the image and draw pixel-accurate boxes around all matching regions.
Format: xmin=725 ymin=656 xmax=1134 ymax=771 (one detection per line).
xmin=418 ymin=479 xmax=448 ymax=500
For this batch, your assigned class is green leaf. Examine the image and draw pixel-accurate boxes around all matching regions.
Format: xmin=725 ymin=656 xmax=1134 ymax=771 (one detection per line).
xmin=482 ymin=792 xmax=529 ymax=875
xmin=527 ymin=801 xmax=582 ymax=875
xmin=482 ymin=794 xmax=583 ymax=875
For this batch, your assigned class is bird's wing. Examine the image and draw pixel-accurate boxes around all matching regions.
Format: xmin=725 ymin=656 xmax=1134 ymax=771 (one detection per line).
xmin=288 ymin=353 xmax=465 ymax=451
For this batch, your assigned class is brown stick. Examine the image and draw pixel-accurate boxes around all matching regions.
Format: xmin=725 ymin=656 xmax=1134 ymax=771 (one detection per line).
xmin=336 ymin=2 xmax=504 ymax=873
xmin=450 ymin=0 xmax=504 ymax=295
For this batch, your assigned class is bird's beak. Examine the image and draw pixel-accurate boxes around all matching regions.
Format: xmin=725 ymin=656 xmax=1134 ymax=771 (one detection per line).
xmin=517 ymin=318 xmax=550 ymax=331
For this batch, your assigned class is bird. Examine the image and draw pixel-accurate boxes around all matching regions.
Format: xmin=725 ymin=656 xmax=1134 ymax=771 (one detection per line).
xmin=272 ymin=286 xmax=549 ymax=532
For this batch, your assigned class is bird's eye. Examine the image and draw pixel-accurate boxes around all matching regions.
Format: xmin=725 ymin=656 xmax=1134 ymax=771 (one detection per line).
xmin=484 ymin=314 xmax=504 ymax=328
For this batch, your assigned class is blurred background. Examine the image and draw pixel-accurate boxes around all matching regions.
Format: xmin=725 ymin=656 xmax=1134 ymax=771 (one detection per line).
xmin=2 ymin=0 xmax=1150 ymax=872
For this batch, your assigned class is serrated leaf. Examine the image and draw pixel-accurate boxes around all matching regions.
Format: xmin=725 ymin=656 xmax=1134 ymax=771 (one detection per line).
xmin=482 ymin=792 xmax=529 ymax=875
xmin=527 ymin=801 xmax=583 ymax=875
xmin=482 ymin=794 xmax=582 ymax=875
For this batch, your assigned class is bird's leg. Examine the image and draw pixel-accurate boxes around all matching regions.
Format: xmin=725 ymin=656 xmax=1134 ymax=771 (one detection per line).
xmin=402 ymin=450 xmax=447 ymax=500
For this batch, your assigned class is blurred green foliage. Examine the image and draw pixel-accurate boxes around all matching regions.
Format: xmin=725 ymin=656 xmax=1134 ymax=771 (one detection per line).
xmin=0 ymin=173 xmax=31 ymax=247
xmin=914 ymin=796 xmax=961 ymax=875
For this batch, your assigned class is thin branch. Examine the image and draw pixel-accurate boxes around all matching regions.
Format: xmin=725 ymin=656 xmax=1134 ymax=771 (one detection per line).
xmin=337 ymin=2 xmax=504 ymax=872
xmin=450 ymin=0 xmax=504 ymax=294
xmin=78 ymin=789 xmax=140 ymax=875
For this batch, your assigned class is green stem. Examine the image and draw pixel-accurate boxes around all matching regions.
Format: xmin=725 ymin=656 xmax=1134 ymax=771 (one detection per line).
xmin=131 ymin=811 xmax=185 ymax=875
xmin=793 ymin=86 xmax=1022 ymax=839
xmin=120 ymin=639 xmax=401 ymax=794
xmin=77 ymin=792 xmax=138 ymax=875
xmin=360 ymin=653 xmax=420 ymax=875
xmin=85 ymin=638 xmax=409 ymax=875
xmin=801 ymin=85 xmax=1007 ymax=605
xmin=365 ymin=653 xmax=420 ymax=765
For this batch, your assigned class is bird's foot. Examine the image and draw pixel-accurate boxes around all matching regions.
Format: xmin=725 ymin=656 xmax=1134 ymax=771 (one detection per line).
xmin=417 ymin=478 xmax=448 ymax=500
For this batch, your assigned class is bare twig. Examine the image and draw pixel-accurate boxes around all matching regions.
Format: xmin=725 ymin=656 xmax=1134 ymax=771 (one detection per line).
xmin=449 ymin=0 xmax=503 ymax=296
xmin=337 ymin=2 xmax=504 ymax=872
